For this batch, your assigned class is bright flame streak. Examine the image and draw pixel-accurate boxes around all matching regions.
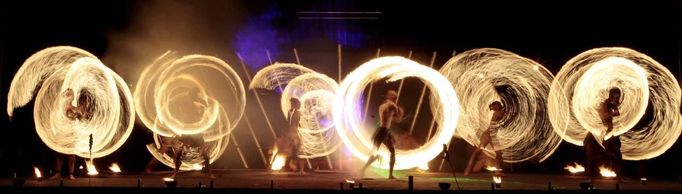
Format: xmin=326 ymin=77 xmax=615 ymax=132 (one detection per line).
xmin=109 ymin=163 xmax=121 ymax=173
xmin=599 ymin=166 xmax=617 ymax=178
xmin=270 ymin=154 xmax=286 ymax=170
xmin=34 ymin=167 xmax=42 ymax=178
xmin=6 ymin=46 xmax=135 ymax=158
xmin=564 ymin=162 xmax=585 ymax=174
xmin=87 ymin=160 xmax=98 ymax=176
xmin=549 ymin=47 xmax=682 ymax=160
xmin=493 ymin=175 xmax=502 ymax=184
xmin=345 ymin=179 xmax=355 ymax=184
xmin=486 ymin=166 xmax=502 ymax=172
xmin=192 ymin=163 xmax=203 ymax=171
xmin=163 ymin=178 xmax=175 ymax=182
xmin=434 ymin=48 xmax=561 ymax=163
xmin=333 ymin=56 xmax=459 ymax=169
xmin=137 ymin=52 xmax=243 ymax=171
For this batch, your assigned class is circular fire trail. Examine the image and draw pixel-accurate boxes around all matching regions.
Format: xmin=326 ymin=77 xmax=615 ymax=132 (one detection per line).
xmin=7 ymin=46 xmax=135 ymax=159
xmin=333 ymin=56 xmax=459 ymax=170
xmin=548 ymin=47 xmax=681 ymax=160
xmin=432 ymin=48 xmax=562 ymax=163
xmin=136 ymin=52 xmax=245 ymax=170
xmin=250 ymin=63 xmax=342 ymax=158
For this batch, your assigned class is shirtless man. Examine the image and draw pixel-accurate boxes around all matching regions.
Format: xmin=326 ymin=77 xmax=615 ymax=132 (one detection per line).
xmin=360 ymin=90 xmax=406 ymax=179
xmin=584 ymin=87 xmax=622 ymax=181
xmin=170 ymin=87 xmax=213 ymax=179
xmin=50 ymin=89 xmax=90 ymax=180
xmin=464 ymin=101 xmax=505 ymax=176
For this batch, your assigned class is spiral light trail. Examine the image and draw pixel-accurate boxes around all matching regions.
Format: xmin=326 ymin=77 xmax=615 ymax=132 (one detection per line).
xmin=135 ymin=52 xmax=245 ymax=170
xmin=250 ymin=63 xmax=341 ymax=158
xmin=7 ymin=46 xmax=135 ymax=159
xmin=432 ymin=48 xmax=562 ymax=163
xmin=548 ymin=47 xmax=681 ymax=160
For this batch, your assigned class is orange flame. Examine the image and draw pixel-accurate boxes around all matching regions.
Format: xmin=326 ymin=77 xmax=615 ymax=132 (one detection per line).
xmin=271 ymin=154 xmax=286 ymax=170
xmin=109 ymin=163 xmax=121 ymax=173
xmin=599 ymin=166 xmax=616 ymax=178
xmin=33 ymin=167 xmax=42 ymax=178
xmin=493 ymin=175 xmax=502 ymax=184
xmin=87 ymin=160 xmax=99 ymax=175
xmin=564 ymin=162 xmax=585 ymax=174
xmin=486 ymin=166 xmax=502 ymax=172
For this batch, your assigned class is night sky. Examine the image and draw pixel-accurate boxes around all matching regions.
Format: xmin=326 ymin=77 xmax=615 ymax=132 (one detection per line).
xmin=1 ymin=0 xmax=680 ymax=179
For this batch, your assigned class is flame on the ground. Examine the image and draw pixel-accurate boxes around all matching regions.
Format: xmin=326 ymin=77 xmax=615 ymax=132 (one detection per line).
xmin=493 ymin=175 xmax=502 ymax=184
xmin=418 ymin=163 xmax=429 ymax=171
xmin=33 ymin=167 xmax=42 ymax=178
xmin=271 ymin=154 xmax=286 ymax=170
xmin=87 ymin=160 xmax=99 ymax=175
xmin=163 ymin=177 xmax=174 ymax=182
xmin=599 ymin=166 xmax=616 ymax=178
xmin=192 ymin=163 xmax=203 ymax=171
xmin=564 ymin=162 xmax=585 ymax=174
xmin=486 ymin=166 xmax=502 ymax=172
xmin=109 ymin=163 xmax=121 ymax=173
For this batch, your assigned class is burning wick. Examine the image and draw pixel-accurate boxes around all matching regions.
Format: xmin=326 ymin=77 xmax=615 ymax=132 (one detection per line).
xmin=564 ymin=162 xmax=585 ymax=174
xmin=598 ymin=166 xmax=616 ymax=178
xmin=493 ymin=175 xmax=502 ymax=188
xmin=34 ymin=167 xmax=42 ymax=179
xmin=109 ymin=163 xmax=121 ymax=173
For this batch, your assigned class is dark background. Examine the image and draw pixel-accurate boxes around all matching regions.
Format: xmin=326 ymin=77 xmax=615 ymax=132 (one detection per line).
xmin=1 ymin=0 xmax=680 ymax=179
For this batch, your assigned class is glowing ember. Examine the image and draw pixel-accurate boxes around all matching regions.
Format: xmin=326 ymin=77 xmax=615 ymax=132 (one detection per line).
xmin=493 ymin=175 xmax=502 ymax=184
xmin=109 ymin=163 xmax=121 ymax=173
xmin=486 ymin=166 xmax=502 ymax=172
xmin=270 ymin=154 xmax=286 ymax=170
xmin=87 ymin=160 xmax=99 ymax=175
xmin=564 ymin=162 xmax=585 ymax=174
xmin=599 ymin=166 xmax=616 ymax=178
xmin=33 ymin=167 xmax=42 ymax=178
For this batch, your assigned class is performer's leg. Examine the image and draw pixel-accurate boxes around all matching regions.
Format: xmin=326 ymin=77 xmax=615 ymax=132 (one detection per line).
xmin=67 ymin=155 xmax=76 ymax=180
xmin=50 ymin=155 xmax=63 ymax=179
xmin=171 ymin=148 xmax=183 ymax=179
xmin=387 ymin=140 xmax=396 ymax=179
xmin=202 ymin=147 xmax=214 ymax=179
xmin=360 ymin=155 xmax=378 ymax=178
xmin=464 ymin=148 xmax=481 ymax=176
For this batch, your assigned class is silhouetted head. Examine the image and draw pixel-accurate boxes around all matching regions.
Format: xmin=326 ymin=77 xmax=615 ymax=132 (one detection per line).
xmin=385 ymin=90 xmax=398 ymax=102
xmin=290 ymin=98 xmax=301 ymax=109
xmin=489 ymin=101 xmax=503 ymax=111
xmin=608 ymin=87 xmax=621 ymax=101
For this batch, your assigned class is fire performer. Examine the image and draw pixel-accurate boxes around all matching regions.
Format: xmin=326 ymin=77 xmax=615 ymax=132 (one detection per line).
xmin=464 ymin=101 xmax=505 ymax=176
xmin=360 ymin=90 xmax=406 ymax=179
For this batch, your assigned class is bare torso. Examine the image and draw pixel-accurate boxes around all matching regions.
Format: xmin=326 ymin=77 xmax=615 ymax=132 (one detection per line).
xmin=379 ymin=100 xmax=403 ymax=129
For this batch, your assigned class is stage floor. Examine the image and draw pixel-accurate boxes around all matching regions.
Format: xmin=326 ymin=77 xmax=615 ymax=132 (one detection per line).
xmin=1 ymin=169 xmax=680 ymax=192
